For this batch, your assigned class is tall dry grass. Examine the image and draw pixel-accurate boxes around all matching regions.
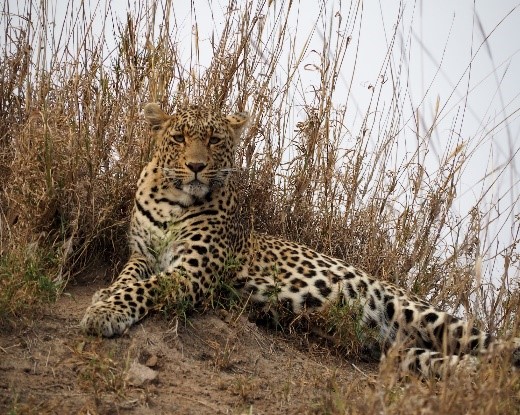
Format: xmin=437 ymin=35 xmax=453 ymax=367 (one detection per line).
xmin=1 ymin=0 xmax=519 ymax=413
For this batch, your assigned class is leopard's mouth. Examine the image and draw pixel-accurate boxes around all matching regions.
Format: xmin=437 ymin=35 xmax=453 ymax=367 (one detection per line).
xmin=182 ymin=179 xmax=210 ymax=199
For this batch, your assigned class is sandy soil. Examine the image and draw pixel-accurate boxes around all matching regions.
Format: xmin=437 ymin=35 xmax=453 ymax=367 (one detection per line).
xmin=0 ymin=272 xmax=378 ymax=414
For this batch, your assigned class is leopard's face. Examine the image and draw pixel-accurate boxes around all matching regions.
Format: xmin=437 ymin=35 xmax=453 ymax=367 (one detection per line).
xmin=144 ymin=103 xmax=248 ymax=199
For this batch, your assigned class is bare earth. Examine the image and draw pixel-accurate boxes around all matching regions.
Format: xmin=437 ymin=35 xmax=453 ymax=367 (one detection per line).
xmin=0 ymin=270 xmax=378 ymax=414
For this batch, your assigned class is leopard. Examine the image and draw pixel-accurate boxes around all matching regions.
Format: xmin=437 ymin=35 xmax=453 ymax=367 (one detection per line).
xmin=80 ymin=102 xmax=520 ymax=378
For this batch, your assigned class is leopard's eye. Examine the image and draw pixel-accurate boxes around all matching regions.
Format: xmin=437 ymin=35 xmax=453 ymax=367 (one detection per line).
xmin=209 ymin=136 xmax=221 ymax=145
xmin=172 ymin=134 xmax=185 ymax=143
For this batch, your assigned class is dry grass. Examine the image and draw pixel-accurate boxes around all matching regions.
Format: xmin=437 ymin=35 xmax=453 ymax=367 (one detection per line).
xmin=1 ymin=0 xmax=520 ymax=413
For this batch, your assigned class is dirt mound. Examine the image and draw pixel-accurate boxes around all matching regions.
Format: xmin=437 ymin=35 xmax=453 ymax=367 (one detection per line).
xmin=0 ymin=277 xmax=375 ymax=414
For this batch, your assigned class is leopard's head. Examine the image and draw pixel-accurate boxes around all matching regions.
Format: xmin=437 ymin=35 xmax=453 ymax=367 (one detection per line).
xmin=144 ymin=103 xmax=248 ymax=199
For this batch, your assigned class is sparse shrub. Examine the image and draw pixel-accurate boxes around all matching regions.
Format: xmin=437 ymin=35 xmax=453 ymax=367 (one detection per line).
xmin=0 ymin=245 xmax=61 ymax=329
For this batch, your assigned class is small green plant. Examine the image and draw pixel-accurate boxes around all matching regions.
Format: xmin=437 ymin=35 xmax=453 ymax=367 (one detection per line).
xmin=229 ymin=376 xmax=261 ymax=404
xmin=206 ymin=253 xmax=245 ymax=311
xmin=156 ymin=252 xmax=246 ymax=325
xmin=321 ymin=298 xmax=382 ymax=360
xmin=77 ymin=346 xmax=129 ymax=398
xmin=210 ymin=336 xmax=238 ymax=372
xmin=0 ymin=246 xmax=61 ymax=327
xmin=4 ymin=390 xmax=21 ymax=415
xmin=155 ymin=269 xmax=194 ymax=323
xmin=311 ymin=377 xmax=348 ymax=415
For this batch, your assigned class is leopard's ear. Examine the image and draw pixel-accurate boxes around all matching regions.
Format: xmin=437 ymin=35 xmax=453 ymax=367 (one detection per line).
xmin=144 ymin=103 xmax=170 ymax=131
xmin=226 ymin=112 xmax=249 ymax=142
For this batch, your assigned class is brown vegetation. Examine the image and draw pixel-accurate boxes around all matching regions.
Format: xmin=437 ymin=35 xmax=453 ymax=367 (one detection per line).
xmin=1 ymin=1 xmax=519 ymax=414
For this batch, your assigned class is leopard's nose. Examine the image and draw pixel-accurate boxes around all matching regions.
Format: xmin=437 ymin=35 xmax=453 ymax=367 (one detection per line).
xmin=186 ymin=162 xmax=207 ymax=173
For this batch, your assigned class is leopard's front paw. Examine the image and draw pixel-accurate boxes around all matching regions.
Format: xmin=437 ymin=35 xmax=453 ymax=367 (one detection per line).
xmin=80 ymin=301 xmax=135 ymax=337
